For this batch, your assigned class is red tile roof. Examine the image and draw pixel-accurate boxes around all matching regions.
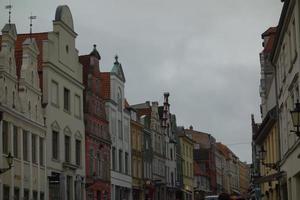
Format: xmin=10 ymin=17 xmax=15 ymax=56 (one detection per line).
xmin=262 ymin=27 xmax=277 ymax=37
xmin=100 ymin=72 xmax=111 ymax=100
xmin=262 ymin=28 xmax=277 ymax=54
xmin=136 ymin=107 xmax=151 ymax=118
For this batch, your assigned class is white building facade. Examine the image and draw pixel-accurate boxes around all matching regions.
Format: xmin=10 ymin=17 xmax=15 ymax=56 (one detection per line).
xmin=271 ymin=1 xmax=300 ymax=199
xmin=105 ymin=57 xmax=132 ymax=200
xmin=17 ymin=5 xmax=86 ymax=200
xmin=161 ymin=93 xmax=177 ymax=200
xmin=0 ymin=23 xmax=47 ymax=199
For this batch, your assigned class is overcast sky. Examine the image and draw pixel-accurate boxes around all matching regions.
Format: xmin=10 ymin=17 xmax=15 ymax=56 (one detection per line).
xmin=0 ymin=0 xmax=283 ymax=162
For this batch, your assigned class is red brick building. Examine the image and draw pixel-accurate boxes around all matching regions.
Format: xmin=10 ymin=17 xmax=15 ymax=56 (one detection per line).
xmin=80 ymin=45 xmax=111 ymax=200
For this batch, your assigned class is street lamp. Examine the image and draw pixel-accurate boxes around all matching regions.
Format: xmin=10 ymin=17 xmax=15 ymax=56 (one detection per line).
xmin=290 ymin=100 xmax=300 ymax=137
xmin=0 ymin=152 xmax=13 ymax=174
xmin=259 ymin=146 xmax=277 ymax=170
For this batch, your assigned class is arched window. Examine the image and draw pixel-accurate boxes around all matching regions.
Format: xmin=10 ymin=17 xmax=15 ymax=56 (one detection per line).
xmin=89 ymin=148 xmax=94 ymax=176
xmin=5 ymin=87 xmax=7 ymax=103
xmin=35 ymin=105 xmax=38 ymax=120
xmin=28 ymin=101 xmax=31 ymax=118
xmin=31 ymin=71 xmax=34 ymax=85
xmin=12 ymin=91 xmax=15 ymax=108
xmin=117 ymin=88 xmax=122 ymax=112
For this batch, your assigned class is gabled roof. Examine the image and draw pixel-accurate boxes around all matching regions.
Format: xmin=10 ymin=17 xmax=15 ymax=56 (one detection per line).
xmin=131 ymin=102 xmax=152 ymax=118
xmin=1 ymin=23 xmax=17 ymax=39
xmin=261 ymin=27 xmax=277 ymax=37
xmin=262 ymin=27 xmax=277 ymax=54
xmin=111 ymin=55 xmax=125 ymax=82
xmin=14 ymin=33 xmax=48 ymax=90
xmin=100 ymin=72 xmax=111 ymax=100
xmin=89 ymin=44 xmax=101 ymax=60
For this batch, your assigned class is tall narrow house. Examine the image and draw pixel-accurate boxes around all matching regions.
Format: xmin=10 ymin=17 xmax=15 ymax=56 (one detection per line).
xmin=4 ymin=5 xmax=86 ymax=199
xmin=80 ymin=45 xmax=111 ymax=200
xmin=132 ymin=101 xmax=166 ymax=200
xmin=158 ymin=93 xmax=177 ymax=200
xmin=101 ymin=56 xmax=132 ymax=200
xmin=0 ymin=23 xmax=47 ymax=199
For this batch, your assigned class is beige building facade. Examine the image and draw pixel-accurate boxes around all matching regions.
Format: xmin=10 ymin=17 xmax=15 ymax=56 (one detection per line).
xmin=270 ymin=1 xmax=300 ymax=199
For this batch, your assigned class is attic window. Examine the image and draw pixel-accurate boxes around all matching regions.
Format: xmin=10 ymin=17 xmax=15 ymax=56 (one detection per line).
xmin=66 ymin=45 xmax=69 ymax=53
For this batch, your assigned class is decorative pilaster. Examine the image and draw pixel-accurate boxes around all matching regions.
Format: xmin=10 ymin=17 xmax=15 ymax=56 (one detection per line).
xmin=9 ymin=122 xmax=14 ymax=200
xmin=28 ymin=132 xmax=33 ymax=199
xmin=20 ymin=128 xmax=24 ymax=199
xmin=37 ymin=136 xmax=40 ymax=200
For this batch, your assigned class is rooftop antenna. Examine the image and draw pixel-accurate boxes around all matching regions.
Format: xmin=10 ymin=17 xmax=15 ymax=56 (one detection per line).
xmin=5 ymin=2 xmax=12 ymax=24
xmin=29 ymin=13 xmax=37 ymax=39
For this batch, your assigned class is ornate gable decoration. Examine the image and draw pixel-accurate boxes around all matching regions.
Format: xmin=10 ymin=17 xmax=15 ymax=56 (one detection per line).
xmin=1 ymin=24 xmax=17 ymax=40
xmin=64 ymin=126 xmax=72 ymax=136
xmin=51 ymin=121 xmax=61 ymax=131
xmin=111 ymin=55 xmax=125 ymax=82
xmin=75 ymin=130 xmax=82 ymax=139
xmin=20 ymin=38 xmax=40 ymax=89
xmin=54 ymin=5 xmax=74 ymax=31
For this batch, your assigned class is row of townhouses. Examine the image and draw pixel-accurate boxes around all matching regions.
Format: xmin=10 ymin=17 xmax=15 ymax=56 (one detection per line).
xmin=251 ymin=0 xmax=300 ymax=200
xmin=0 ymin=5 xmax=250 ymax=200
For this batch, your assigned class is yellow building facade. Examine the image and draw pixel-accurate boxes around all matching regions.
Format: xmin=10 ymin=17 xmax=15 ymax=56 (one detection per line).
xmin=254 ymin=107 xmax=280 ymax=200
xmin=179 ymin=133 xmax=194 ymax=200
xmin=130 ymin=109 xmax=144 ymax=200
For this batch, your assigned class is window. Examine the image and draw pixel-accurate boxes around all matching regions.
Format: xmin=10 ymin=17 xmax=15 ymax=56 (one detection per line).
xmin=90 ymin=148 xmax=94 ymax=175
xmin=117 ymin=89 xmax=122 ymax=112
xmin=5 ymin=87 xmax=8 ymax=103
xmin=40 ymin=138 xmax=44 ymax=165
xmin=125 ymin=152 xmax=129 ymax=174
xmin=64 ymin=88 xmax=70 ymax=111
xmin=118 ymin=120 xmax=123 ymax=139
xmin=14 ymin=187 xmax=20 ymax=200
xmin=65 ymin=135 xmax=71 ymax=163
xmin=74 ymin=94 xmax=81 ymax=118
xmin=32 ymin=135 xmax=37 ymax=163
xmin=95 ymin=152 xmax=99 ymax=176
xmin=3 ymin=185 xmax=9 ymax=200
xmin=33 ymin=191 xmax=38 ymax=200
xmin=112 ymin=147 xmax=116 ymax=170
xmin=52 ymin=131 xmax=59 ymax=160
xmin=31 ymin=71 xmax=34 ymax=85
xmin=24 ymin=189 xmax=29 ymax=200
xmin=119 ymin=150 xmax=123 ymax=172
xmin=51 ymin=80 xmax=59 ymax=106
xmin=2 ymin=121 xmax=8 ymax=154
xmin=12 ymin=91 xmax=15 ymax=108
xmin=170 ymin=148 xmax=173 ymax=160
xmin=23 ymin=131 xmax=28 ymax=161
xmin=76 ymin=140 xmax=81 ymax=166
xmin=66 ymin=176 xmax=72 ymax=200
xmin=124 ymin=119 xmax=129 ymax=142
xmin=40 ymin=193 xmax=45 ymax=200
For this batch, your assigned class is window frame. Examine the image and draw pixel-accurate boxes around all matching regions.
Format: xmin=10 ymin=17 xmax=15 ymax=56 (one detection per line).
xmin=64 ymin=87 xmax=71 ymax=113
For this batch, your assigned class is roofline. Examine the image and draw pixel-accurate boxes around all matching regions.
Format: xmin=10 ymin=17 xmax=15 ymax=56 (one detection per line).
xmin=271 ymin=0 xmax=293 ymax=62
